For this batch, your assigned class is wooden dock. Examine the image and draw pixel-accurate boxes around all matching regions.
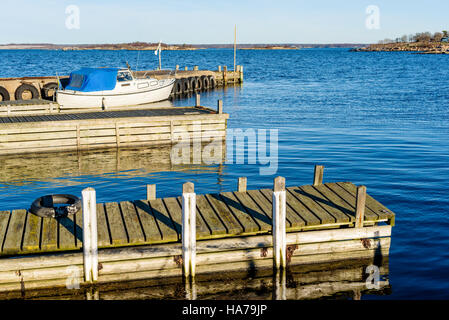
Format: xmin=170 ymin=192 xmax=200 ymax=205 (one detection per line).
xmin=0 ymin=101 xmax=228 ymax=155
xmin=0 ymin=168 xmax=395 ymax=294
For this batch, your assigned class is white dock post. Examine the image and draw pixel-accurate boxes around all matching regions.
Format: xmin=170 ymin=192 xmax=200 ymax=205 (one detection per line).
xmin=217 ymin=99 xmax=223 ymax=114
xmin=147 ymin=184 xmax=156 ymax=201
xmin=195 ymin=93 xmax=200 ymax=107
xmin=355 ymin=186 xmax=367 ymax=228
xmin=82 ymin=187 xmax=98 ymax=283
xmin=272 ymin=176 xmax=287 ymax=269
xmin=238 ymin=177 xmax=247 ymax=192
xmin=182 ymin=182 xmax=196 ymax=278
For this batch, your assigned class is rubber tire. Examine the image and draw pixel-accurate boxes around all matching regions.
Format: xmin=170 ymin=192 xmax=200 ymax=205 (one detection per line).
xmin=181 ymin=78 xmax=190 ymax=94
xmin=188 ymin=77 xmax=196 ymax=91
xmin=0 ymin=86 xmax=10 ymax=101
xmin=30 ymin=194 xmax=81 ymax=218
xmin=15 ymin=83 xmax=39 ymax=100
xmin=201 ymin=75 xmax=210 ymax=89
xmin=174 ymin=79 xmax=183 ymax=95
xmin=41 ymin=82 xmax=58 ymax=101
xmin=195 ymin=77 xmax=202 ymax=91
xmin=208 ymin=76 xmax=216 ymax=89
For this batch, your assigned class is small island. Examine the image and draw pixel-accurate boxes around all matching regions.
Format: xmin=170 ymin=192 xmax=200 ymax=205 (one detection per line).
xmin=351 ymin=31 xmax=449 ymax=54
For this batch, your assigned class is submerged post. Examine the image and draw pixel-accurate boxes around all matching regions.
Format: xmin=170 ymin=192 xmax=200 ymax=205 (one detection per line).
xmin=272 ymin=176 xmax=287 ymax=269
xmin=82 ymin=187 xmax=98 ymax=283
xmin=182 ymin=182 xmax=196 ymax=279
xmin=195 ymin=93 xmax=200 ymax=107
xmin=355 ymin=186 xmax=367 ymax=228
xmin=147 ymin=184 xmax=156 ymax=201
xmin=238 ymin=177 xmax=247 ymax=192
xmin=313 ymin=165 xmax=324 ymax=186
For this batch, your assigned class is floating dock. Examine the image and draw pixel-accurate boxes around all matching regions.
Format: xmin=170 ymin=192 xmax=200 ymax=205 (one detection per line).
xmin=0 ymin=100 xmax=227 ymax=155
xmin=0 ymin=66 xmax=243 ymax=103
xmin=0 ymin=168 xmax=395 ymax=295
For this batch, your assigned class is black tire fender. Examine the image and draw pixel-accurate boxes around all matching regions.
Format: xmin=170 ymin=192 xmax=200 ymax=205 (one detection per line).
xmin=15 ymin=83 xmax=39 ymax=100
xmin=181 ymin=78 xmax=190 ymax=93
xmin=188 ymin=77 xmax=196 ymax=91
xmin=0 ymin=86 xmax=10 ymax=101
xmin=195 ymin=77 xmax=202 ymax=91
xmin=201 ymin=75 xmax=210 ymax=89
xmin=41 ymin=82 xmax=58 ymax=101
xmin=208 ymin=76 xmax=216 ymax=88
xmin=30 ymin=194 xmax=81 ymax=218
xmin=174 ymin=79 xmax=183 ymax=95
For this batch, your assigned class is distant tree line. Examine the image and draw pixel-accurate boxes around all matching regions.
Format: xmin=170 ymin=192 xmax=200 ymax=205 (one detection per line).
xmin=378 ymin=31 xmax=449 ymax=44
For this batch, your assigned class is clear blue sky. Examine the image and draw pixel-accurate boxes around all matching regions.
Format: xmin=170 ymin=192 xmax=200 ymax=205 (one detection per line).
xmin=1 ymin=0 xmax=448 ymax=44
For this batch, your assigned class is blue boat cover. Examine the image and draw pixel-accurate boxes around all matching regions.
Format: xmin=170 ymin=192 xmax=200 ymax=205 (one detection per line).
xmin=65 ymin=68 xmax=119 ymax=92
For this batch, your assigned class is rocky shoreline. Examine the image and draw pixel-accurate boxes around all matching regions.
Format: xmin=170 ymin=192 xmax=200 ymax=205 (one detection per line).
xmin=351 ymin=42 xmax=449 ymax=54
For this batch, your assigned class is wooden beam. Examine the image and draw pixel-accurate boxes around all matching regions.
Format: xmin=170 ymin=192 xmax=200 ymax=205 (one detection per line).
xmin=238 ymin=177 xmax=247 ymax=192
xmin=313 ymin=165 xmax=324 ymax=186
xmin=355 ymin=186 xmax=366 ymax=228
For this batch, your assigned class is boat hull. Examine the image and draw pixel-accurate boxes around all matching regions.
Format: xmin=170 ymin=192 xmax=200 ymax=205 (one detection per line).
xmin=56 ymin=79 xmax=175 ymax=109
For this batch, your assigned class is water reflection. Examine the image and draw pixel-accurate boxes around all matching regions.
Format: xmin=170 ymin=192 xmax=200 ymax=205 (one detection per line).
xmin=4 ymin=258 xmax=390 ymax=300
xmin=0 ymin=141 xmax=226 ymax=186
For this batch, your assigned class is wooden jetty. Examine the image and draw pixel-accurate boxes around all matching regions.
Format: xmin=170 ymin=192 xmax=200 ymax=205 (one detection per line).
xmin=0 ymin=66 xmax=243 ymax=103
xmin=0 ymin=167 xmax=395 ymax=294
xmin=0 ymin=99 xmax=228 ymax=155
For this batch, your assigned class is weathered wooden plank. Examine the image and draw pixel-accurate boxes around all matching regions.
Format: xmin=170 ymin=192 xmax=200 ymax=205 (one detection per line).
xmin=119 ymin=201 xmax=145 ymax=245
xmin=96 ymin=204 xmax=111 ymax=247
xmin=324 ymin=183 xmax=379 ymax=221
xmin=0 ymin=211 xmax=10 ymax=252
xmin=148 ymin=199 xmax=178 ymax=242
xmin=233 ymin=191 xmax=271 ymax=231
xmin=219 ymin=192 xmax=261 ymax=233
xmin=57 ymin=214 xmax=75 ymax=251
xmin=287 ymin=187 xmax=336 ymax=224
xmin=0 ymin=131 xmax=77 ymax=143
xmin=172 ymin=196 xmax=211 ymax=239
xmin=336 ymin=182 xmax=394 ymax=220
xmin=196 ymin=195 xmax=227 ymax=236
xmin=133 ymin=200 xmax=163 ymax=242
xmin=2 ymin=210 xmax=27 ymax=254
xmin=258 ymin=189 xmax=306 ymax=229
xmin=301 ymin=185 xmax=351 ymax=223
xmin=41 ymin=217 xmax=58 ymax=251
xmin=204 ymin=194 xmax=243 ymax=235
xmin=104 ymin=202 xmax=128 ymax=246
xmin=280 ymin=189 xmax=320 ymax=227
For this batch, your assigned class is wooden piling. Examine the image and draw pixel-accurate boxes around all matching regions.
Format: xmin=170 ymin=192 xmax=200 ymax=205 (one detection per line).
xmin=184 ymin=66 xmax=188 ymax=71
xmin=223 ymin=66 xmax=228 ymax=85
xmin=238 ymin=177 xmax=247 ymax=192
xmin=313 ymin=165 xmax=324 ymax=186
xmin=355 ymin=186 xmax=367 ymax=228
xmin=182 ymin=182 xmax=196 ymax=278
xmin=175 ymin=65 xmax=179 ymax=70
xmin=195 ymin=94 xmax=200 ymax=107
xmin=82 ymin=187 xmax=98 ymax=282
xmin=147 ymin=184 xmax=156 ymax=201
xmin=193 ymin=66 xmax=199 ymax=71
xmin=217 ymin=100 xmax=223 ymax=114
xmin=239 ymin=65 xmax=244 ymax=83
xmin=218 ymin=66 xmax=222 ymax=72
xmin=272 ymin=176 xmax=287 ymax=269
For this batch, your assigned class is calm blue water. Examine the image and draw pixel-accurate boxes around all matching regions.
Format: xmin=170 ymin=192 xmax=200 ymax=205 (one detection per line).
xmin=1 ymin=48 xmax=449 ymax=299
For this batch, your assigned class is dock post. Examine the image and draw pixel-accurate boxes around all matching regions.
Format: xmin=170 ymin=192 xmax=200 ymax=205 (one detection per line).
xmin=193 ymin=66 xmax=199 ymax=71
xmin=81 ymin=187 xmax=98 ymax=283
xmin=184 ymin=66 xmax=188 ymax=71
xmin=272 ymin=176 xmax=287 ymax=269
xmin=355 ymin=186 xmax=367 ymax=228
xmin=182 ymin=182 xmax=196 ymax=279
xmin=313 ymin=165 xmax=324 ymax=186
xmin=217 ymin=100 xmax=223 ymax=114
xmin=147 ymin=184 xmax=156 ymax=201
xmin=238 ymin=177 xmax=247 ymax=192
xmin=223 ymin=66 xmax=228 ymax=85
xmin=175 ymin=65 xmax=179 ymax=70
xmin=195 ymin=93 xmax=200 ymax=107
xmin=218 ymin=65 xmax=222 ymax=72
xmin=239 ymin=65 xmax=244 ymax=83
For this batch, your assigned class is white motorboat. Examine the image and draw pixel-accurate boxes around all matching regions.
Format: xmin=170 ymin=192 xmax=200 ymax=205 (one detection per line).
xmin=56 ymin=67 xmax=175 ymax=109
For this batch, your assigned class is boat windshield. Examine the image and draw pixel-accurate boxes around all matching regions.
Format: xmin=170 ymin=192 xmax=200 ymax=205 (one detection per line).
xmin=117 ymin=71 xmax=133 ymax=82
